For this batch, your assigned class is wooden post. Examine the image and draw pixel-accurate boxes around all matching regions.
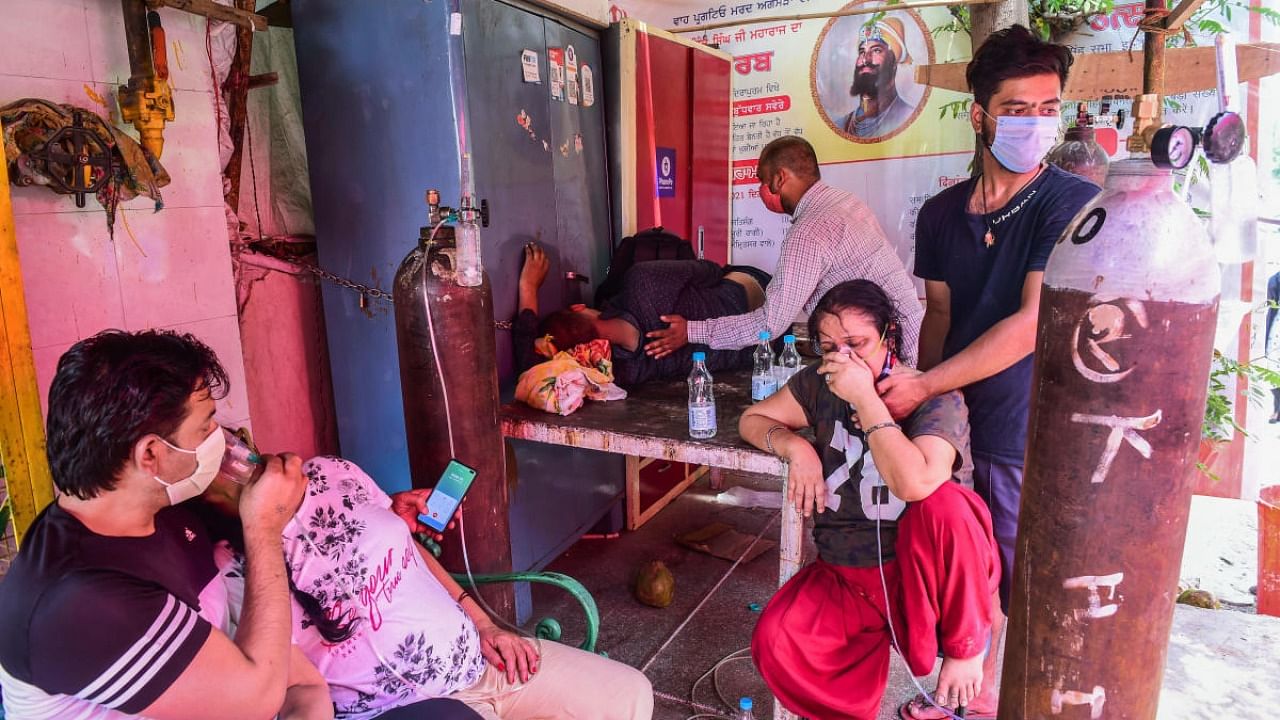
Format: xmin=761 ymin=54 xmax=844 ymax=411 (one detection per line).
xmin=0 ymin=147 xmax=56 ymax=543
xmin=223 ymin=0 xmax=255 ymax=216
xmin=1143 ymin=0 xmax=1167 ymax=93
xmin=969 ymin=0 xmax=1029 ymax=57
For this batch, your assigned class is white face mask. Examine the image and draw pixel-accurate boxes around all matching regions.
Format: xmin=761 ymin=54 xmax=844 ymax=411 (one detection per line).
xmin=154 ymin=427 xmax=226 ymax=505
xmin=982 ymin=108 xmax=1060 ymax=174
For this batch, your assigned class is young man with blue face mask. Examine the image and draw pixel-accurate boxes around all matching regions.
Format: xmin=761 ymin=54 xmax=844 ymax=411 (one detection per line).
xmin=0 ymin=330 xmax=328 ymax=720
xmin=877 ymin=25 xmax=1100 ymax=720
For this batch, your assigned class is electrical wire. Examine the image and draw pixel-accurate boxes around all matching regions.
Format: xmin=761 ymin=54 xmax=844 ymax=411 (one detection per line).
xmin=689 ymin=647 xmax=753 ymax=713
xmin=652 ymin=688 xmax=732 ymax=720
xmin=639 ymin=510 xmax=780 ymax=674
xmin=641 ymin=511 xmax=778 ymax=719
xmin=419 ymin=215 xmax=542 ymax=664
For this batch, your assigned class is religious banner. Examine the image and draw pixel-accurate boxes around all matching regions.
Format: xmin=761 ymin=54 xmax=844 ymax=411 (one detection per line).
xmin=611 ymin=0 xmax=1246 ymax=280
xmin=614 ymin=0 xmax=975 ymax=278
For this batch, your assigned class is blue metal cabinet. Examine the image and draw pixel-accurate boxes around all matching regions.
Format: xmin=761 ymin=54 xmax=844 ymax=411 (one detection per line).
xmin=294 ymin=0 xmax=624 ymax=621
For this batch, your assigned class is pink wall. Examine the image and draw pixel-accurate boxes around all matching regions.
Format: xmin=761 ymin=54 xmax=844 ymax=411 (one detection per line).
xmin=235 ymin=250 xmax=339 ymax=460
xmin=3 ymin=0 xmax=252 ymax=432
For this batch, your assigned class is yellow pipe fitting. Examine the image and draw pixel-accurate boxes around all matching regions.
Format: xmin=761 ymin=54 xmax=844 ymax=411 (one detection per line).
xmin=1125 ymin=93 xmax=1163 ymax=154
xmin=118 ymin=75 xmax=174 ymax=159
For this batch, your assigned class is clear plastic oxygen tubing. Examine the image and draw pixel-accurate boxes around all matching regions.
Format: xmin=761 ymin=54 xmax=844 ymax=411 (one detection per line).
xmin=445 ymin=1 xmax=483 ymax=287
xmin=292 ymin=255 xmax=539 ymax=705
xmin=876 ymin=476 xmax=969 ymax=720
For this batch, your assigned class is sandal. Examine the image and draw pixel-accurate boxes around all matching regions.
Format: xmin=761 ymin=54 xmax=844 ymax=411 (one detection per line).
xmin=898 ymin=694 xmax=997 ymax=720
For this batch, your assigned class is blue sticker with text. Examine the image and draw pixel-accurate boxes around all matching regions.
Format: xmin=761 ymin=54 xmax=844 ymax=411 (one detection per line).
xmin=656 ymin=147 xmax=675 ymax=198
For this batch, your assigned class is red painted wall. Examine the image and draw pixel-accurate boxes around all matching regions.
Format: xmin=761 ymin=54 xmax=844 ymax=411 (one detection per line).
xmin=632 ymin=32 xmax=731 ymax=263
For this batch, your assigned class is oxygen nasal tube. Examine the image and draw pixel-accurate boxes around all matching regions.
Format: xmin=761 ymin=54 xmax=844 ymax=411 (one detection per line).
xmin=877 ymin=508 xmax=971 ymax=720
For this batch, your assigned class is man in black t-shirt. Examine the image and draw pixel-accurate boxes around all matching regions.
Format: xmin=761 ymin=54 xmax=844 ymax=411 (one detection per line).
xmin=0 ymin=330 xmax=319 ymax=719
xmin=877 ymin=26 xmax=1100 ymax=720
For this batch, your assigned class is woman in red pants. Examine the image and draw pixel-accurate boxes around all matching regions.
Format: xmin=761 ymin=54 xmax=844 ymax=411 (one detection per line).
xmin=740 ymin=279 xmax=1001 ymax=720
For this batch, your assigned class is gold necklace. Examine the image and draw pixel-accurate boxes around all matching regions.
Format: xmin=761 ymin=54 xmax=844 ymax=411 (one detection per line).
xmin=980 ymin=164 xmax=1044 ymax=249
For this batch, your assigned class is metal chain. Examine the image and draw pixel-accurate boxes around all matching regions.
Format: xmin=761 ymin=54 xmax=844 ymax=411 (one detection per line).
xmin=268 ymin=255 xmax=512 ymax=329
xmin=292 ymin=260 xmax=395 ymax=301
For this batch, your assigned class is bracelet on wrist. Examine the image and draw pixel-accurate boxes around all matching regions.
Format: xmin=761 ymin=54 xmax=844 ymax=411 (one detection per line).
xmin=764 ymin=424 xmax=788 ymax=455
xmin=863 ymin=421 xmax=900 ymax=437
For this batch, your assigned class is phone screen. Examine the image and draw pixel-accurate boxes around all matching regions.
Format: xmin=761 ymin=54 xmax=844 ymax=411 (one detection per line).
xmin=420 ymin=460 xmax=477 ymax=532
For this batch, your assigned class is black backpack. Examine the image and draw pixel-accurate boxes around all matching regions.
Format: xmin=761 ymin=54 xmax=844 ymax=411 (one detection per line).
xmin=594 ymin=227 xmax=695 ymax=306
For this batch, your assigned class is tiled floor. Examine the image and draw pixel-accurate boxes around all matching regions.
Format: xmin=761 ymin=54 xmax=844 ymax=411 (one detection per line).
xmin=518 ymin=472 xmax=1279 ymax=719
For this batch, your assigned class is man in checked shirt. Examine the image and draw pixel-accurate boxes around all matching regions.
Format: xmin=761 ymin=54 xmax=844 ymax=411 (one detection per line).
xmin=645 ymin=136 xmax=923 ymax=363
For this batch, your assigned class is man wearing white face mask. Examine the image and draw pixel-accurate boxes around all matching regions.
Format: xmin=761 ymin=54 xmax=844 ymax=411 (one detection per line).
xmin=0 ymin=329 xmax=328 ymax=720
xmin=877 ymin=25 xmax=1099 ymax=720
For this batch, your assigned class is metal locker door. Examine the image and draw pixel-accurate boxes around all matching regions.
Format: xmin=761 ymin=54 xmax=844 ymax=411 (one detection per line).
xmin=462 ymin=0 xmax=625 ymax=621
xmin=462 ymin=0 xmax=559 ymax=383
xmin=544 ymin=19 xmax=613 ymax=303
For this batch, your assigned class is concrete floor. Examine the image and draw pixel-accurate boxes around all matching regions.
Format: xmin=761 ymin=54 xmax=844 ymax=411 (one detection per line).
xmin=521 ymin=472 xmax=1280 ymax=720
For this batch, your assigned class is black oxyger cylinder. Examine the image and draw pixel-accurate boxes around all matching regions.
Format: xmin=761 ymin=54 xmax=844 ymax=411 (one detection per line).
xmin=394 ymin=234 xmax=514 ymax=621
xmin=1046 ymin=125 xmax=1110 ymax=188
xmin=999 ymin=159 xmax=1220 ymax=719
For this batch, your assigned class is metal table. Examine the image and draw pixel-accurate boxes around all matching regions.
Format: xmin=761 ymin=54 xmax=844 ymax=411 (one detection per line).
xmin=500 ymin=369 xmax=803 ymax=719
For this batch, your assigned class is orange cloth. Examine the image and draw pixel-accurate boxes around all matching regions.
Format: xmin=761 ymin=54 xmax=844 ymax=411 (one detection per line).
xmin=515 ymin=339 xmax=627 ymax=416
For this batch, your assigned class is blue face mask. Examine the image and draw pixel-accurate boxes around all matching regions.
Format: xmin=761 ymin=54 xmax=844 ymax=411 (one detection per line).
xmin=982 ymin=108 xmax=1060 ymax=174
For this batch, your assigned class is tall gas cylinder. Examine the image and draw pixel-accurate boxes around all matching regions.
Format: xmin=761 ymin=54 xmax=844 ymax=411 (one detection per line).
xmin=393 ymin=228 xmax=514 ymax=620
xmin=999 ymin=159 xmax=1220 ymax=719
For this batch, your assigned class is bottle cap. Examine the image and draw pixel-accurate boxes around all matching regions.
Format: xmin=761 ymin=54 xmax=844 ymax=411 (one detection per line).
xmin=692 ymin=351 xmax=706 ymax=361
xmin=739 ymin=697 xmax=753 ymax=711
xmin=757 ymin=331 xmax=770 ymax=341
xmin=783 ymin=334 xmax=795 ymax=343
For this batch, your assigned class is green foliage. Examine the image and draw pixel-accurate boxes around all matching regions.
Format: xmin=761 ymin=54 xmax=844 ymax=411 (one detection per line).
xmin=1183 ymin=0 xmax=1280 ymax=45
xmin=1028 ymin=0 xmax=1115 ymax=40
xmin=1202 ymin=350 xmax=1280 ymax=443
xmin=932 ymin=6 xmax=971 ymax=37
xmin=1196 ymin=18 xmax=1228 ymax=35
xmin=935 ymin=0 xmax=1278 ymax=47
xmin=938 ymin=98 xmax=973 ymax=120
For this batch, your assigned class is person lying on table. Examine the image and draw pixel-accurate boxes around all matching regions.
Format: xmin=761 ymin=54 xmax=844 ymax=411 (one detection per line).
xmin=513 ymin=242 xmax=771 ymax=386
xmin=739 ymin=280 xmax=1001 ymax=720
xmin=192 ymin=455 xmax=654 ymax=720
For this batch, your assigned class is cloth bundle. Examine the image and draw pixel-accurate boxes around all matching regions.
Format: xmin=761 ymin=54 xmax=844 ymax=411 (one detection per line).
xmin=515 ymin=338 xmax=626 ymax=416
xmin=1 ymin=98 xmax=170 ymax=229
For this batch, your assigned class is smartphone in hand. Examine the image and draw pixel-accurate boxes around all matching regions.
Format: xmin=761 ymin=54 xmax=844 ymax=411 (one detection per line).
xmin=419 ymin=460 xmax=477 ymax=533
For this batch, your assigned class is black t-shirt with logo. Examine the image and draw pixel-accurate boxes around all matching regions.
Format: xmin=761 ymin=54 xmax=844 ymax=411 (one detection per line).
xmin=787 ymin=365 xmax=973 ymax=567
xmin=915 ymin=165 xmax=1100 ymax=463
xmin=0 ymin=502 xmax=217 ymax=718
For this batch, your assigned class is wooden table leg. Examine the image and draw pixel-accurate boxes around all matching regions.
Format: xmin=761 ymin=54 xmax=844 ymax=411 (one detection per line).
xmin=774 ymin=463 xmax=801 ymax=720
xmin=778 ymin=463 xmax=803 ymax=586
xmin=625 ymin=455 xmax=641 ymax=530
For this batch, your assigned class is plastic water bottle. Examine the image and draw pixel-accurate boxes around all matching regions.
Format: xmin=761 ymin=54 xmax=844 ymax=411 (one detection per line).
xmin=751 ymin=331 xmax=777 ymax=401
xmin=688 ymin=352 xmax=717 ymax=439
xmin=735 ymin=697 xmax=756 ymax=720
xmin=776 ymin=334 xmax=801 ymax=386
